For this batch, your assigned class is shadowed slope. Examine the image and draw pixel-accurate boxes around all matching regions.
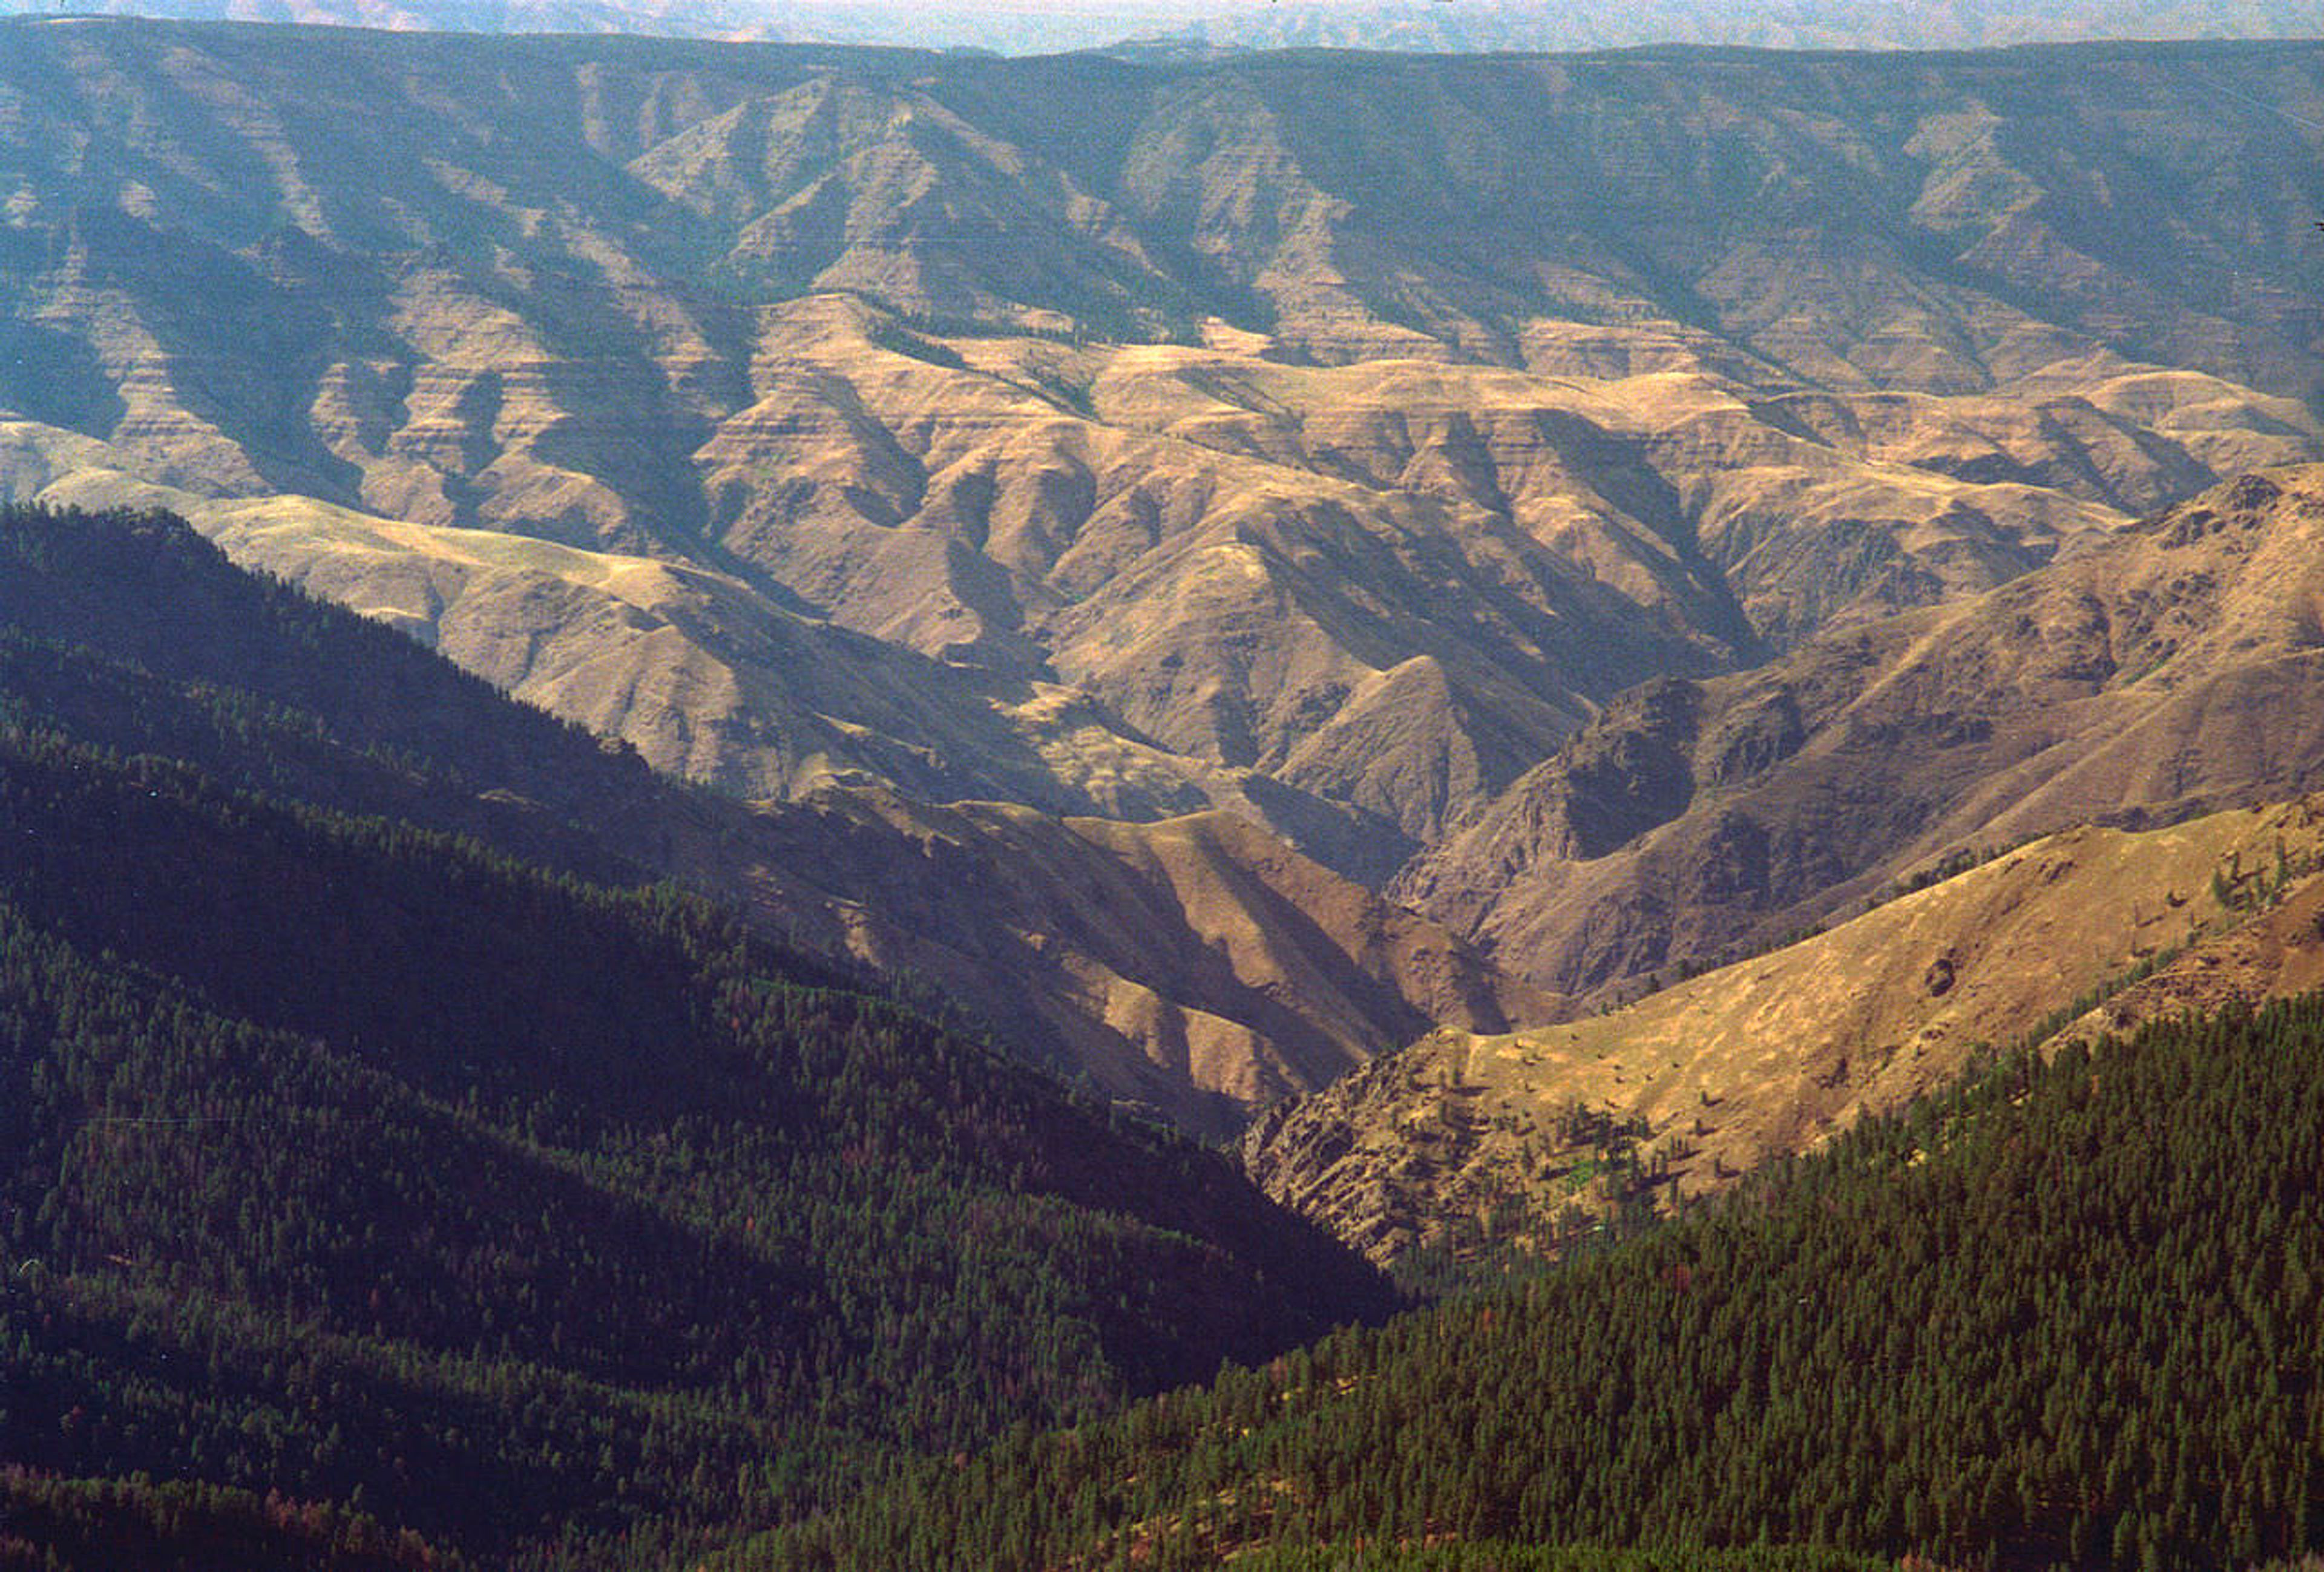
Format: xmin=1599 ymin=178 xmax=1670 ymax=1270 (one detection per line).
xmin=1402 ymin=463 xmax=2324 ymax=998
xmin=0 ymin=499 xmax=1536 ymax=1133
xmin=0 ymin=500 xmax=1399 ymax=1567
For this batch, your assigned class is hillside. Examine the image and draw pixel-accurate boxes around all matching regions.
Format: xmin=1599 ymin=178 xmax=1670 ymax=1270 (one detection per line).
xmin=7 ymin=23 xmax=2324 ymax=1570
xmin=5 ymin=26 xmax=2321 ymax=1133
xmin=31 ymin=305 xmax=2260 ymax=859
xmin=0 ymin=503 xmax=1397 ymax=1568
xmin=1403 ymin=462 xmax=2324 ymax=998
xmin=736 ymin=786 xmax=1557 ymax=1131
xmin=732 ymin=986 xmax=2324 ymax=1571
xmin=0 ymin=22 xmax=2317 ymax=863
xmin=0 ymin=1473 xmax=451 ymax=1572
xmin=7 ymin=24 xmax=2316 ymax=386
xmin=1253 ymin=793 xmax=2324 ymax=1269
xmin=0 ymin=499 xmax=1534 ymax=1133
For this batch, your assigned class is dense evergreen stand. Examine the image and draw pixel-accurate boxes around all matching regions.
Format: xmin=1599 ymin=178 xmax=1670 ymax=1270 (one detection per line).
xmin=737 ymin=995 xmax=2324 ymax=1571
xmin=0 ymin=504 xmax=1396 ymax=1570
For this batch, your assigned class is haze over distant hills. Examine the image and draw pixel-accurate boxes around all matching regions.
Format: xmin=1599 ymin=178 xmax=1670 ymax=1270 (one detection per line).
xmin=6 ymin=0 xmax=2323 ymax=55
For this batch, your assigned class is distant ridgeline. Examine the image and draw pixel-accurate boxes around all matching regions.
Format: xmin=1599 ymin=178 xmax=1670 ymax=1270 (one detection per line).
xmin=0 ymin=500 xmax=665 ymax=886
xmin=0 ymin=503 xmax=1397 ymax=1571
xmin=738 ymin=993 xmax=2324 ymax=1571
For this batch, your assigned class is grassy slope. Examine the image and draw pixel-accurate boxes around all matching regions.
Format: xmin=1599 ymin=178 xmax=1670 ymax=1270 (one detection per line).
xmin=1252 ymin=794 xmax=2324 ymax=1273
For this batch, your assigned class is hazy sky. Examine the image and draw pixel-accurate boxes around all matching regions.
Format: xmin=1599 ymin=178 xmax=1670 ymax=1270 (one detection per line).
xmin=7 ymin=0 xmax=2319 ymax=52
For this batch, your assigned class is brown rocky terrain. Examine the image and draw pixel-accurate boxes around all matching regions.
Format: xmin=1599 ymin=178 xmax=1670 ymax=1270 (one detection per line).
xmin=4 ymin=21 xmax=2322 ymax=1130
xmin=1253 ymin=794 xmax=2324 ymax=1265
xmin=1402 ymin=463 xmax=2324 ymax=997
xmin=19 ymin=467 xmax=1546 ymax=1139
xmin=729 ymin=788 xmax=1555 ymax=1134
xmin=23 ymin=460 xmax=1333 ymax=825
xmin=2 ymin=25 xmax=2319 ymax=852
xmin=7 ymin=304 xmax=2311 ymax=862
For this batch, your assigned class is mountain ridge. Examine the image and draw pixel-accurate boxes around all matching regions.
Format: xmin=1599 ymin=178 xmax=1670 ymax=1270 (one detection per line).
xmin=740 ymin=979 xmax=2324 ymax=1570
xmin=1401 ymin=462 xmax=2324 ymax=999
xmin=3 ymin=20 xmax=2321 ymax=1133
xmin=0 ymin=496 xmax=1537 ymax=1133
xmin=0 ymin=497 xmax=1400 ymax=1567
xmin=15 ymin=1 xmax=2324 ymax=56
xmin=1256 ymin=790 xmax=2324 ymax=1269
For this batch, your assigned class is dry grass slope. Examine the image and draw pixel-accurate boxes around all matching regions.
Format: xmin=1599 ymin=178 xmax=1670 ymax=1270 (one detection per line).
xmin=2 ymin=25 xmax=2319 ymax=861
xmin=1405 ymin=463 xmax=2324 ymax=997
xmin=5 ymin=24 xmax=2322 ymax=1135
xmin=1252 ymin=794 xmax=2324 ymax=1265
